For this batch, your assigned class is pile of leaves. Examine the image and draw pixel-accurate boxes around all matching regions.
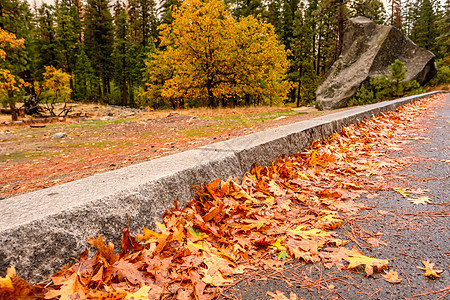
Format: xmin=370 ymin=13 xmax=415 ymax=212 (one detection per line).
xmin=0 ymin=94 xmax=445 ymax=299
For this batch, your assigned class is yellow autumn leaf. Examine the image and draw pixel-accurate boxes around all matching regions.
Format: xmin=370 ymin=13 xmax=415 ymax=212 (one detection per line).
xmin=417 ymin=260 xmax=443 ymax=279
xmin=382 ymin=270 xmax=402 ymax=284
xmin=345 ymin=247 xmax=388 ymax=276
xmin=125 ymin=286 xmax=151 ymax=299
xmin=394 ymin=188 xmax=410 ymax=197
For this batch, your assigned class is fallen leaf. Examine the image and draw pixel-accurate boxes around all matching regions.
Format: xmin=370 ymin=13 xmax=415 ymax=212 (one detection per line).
xmin=417 ymin=260 xmax=443 ymax=279
xmin=267 ymin=290 xmax=300 ymax=300
xmin=382 ymin=270 xmax=402 ymax=284
xmin=345 ymin=247 xmax=388 ymax=276
xmin=408 ymin=196 xmax=432 ymax=205
xmin=394 ymin=188 xmax=409 ymax=197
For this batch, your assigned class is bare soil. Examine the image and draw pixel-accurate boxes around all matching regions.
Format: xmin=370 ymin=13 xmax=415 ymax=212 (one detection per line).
xmin=0 ymin=103 xmax=350 ymax=198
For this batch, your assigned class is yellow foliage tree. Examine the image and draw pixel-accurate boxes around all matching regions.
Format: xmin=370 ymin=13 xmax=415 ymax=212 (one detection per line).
xmin=41 ymin=66 xmax=72 ymax=116
xmin=0 ymin=28 xmax=26 ymax=120
xmin=149 ymin=0 xmax=291 ymax=107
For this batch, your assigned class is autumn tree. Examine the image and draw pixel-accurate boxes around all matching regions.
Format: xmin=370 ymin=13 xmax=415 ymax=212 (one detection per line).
xmin=154 ymin=0 xmax=291 ymax=108
xmin=41 ymin=65 xmax=72 ymax=116
xmin=0 ymin=0 xmax=31 ymax=120
xmin=0 ymin=29 xmax=26 ymax=120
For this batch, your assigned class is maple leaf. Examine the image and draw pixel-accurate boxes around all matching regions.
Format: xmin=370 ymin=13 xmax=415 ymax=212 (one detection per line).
xmin=417 ymin=260 xmax=443 ymax=279
xmin=382 ymin=270 xmax=402 ymax=284
xmin=407 ymin=196 xmax=432 ymax=205
xmin=345 ymin=247 xmax=388 ymax=276
xmin=267 ymin=290 xmax=300 ymax=300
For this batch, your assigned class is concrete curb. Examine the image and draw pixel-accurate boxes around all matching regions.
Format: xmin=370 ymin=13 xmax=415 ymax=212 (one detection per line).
xmin=0 ymin=91 xmax=447 ymax=280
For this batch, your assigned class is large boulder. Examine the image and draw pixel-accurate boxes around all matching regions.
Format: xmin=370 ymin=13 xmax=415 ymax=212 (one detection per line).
xmin=316 ymin=17 xmax=437 ymax=110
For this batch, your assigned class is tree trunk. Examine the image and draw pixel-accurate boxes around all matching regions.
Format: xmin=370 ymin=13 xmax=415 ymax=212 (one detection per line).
xmin=337 ymin=0 xmax=345 ymax=57
xmin=207 ymin=82 xmax=215 ymax=107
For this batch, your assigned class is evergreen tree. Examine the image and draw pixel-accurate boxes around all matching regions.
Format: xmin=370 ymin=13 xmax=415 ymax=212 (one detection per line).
xmin=84 ymin=0 xmax=114 ymax=99
xmin=411 ymin=0 xmax=438 ymax=52
xmin=402 ymin=0 xmax=419 ymax=35
xmin=265 ymin=0 xmax=283 ymax=37
xmin=128 ymin=0 xmax=158 ymax=48
xmin=350 ymin=0 xmax=386 ymax=24
xmin=390 ymin=0 xmax=402 ymax=28
xmin=74 ymin=49 xmax=97 ymax=100
xmin=291 ymin=2 xmax=318 ymax=106
xmin=435 ymin=0 xmax=449 ymax=60
xmin=160 ymin=0 xmax=181 ymax=26
xmin=33 ymin=4 xmax=58 ymax=79
xmin=56 ymin=0 xmax=81 ymax=100
xmin=113 ymin=1 xmax=131 ymax=106
xmin=226 ymin=0 xmax=264 ymax=19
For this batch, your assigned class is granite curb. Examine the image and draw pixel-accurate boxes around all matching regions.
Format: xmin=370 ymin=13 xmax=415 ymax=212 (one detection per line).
xmin=0 ymin=91 xmax=447 ymax=280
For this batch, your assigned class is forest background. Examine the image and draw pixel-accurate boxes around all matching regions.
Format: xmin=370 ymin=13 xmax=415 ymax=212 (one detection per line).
xmin=0 ymin=0 xmax=449 ymax=119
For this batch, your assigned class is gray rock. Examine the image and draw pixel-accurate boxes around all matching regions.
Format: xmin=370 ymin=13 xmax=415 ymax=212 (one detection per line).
xmin=51 ymin=132 xmax=67 ymax=139
xmin=316 ymin=17 xmax=437 ymax=110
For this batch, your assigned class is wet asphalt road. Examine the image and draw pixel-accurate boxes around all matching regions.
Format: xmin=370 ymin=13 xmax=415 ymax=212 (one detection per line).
xmin=221 ymin=94 xmax=449 ymax=300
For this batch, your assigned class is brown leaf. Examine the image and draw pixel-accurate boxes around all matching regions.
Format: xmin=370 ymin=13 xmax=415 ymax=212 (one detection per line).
xmin=88 ymin=235 xmax=119 ymax=265
xmin=382 ymin=270 xmax=402 ymax=284
xmin=267 ymin=290 xmax=301 ymax=300
xmin=111 ymin=261 xmax=147 ymax=285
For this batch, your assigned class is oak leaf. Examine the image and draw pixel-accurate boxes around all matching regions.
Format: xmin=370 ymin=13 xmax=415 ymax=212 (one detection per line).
xmin=408 ymin=196 xmax=431 ymax=205
xmin=382 ymin=270 xmax=402 ymax=284
xmin=88 ymin=235 xmax=119 ymax=265
xmin=345 ymin=247 xmax=388 ymax=276
xmin=45 ymin=273 xmax=85 ymax=300
xmin=417 ymin=260 xmax=443 ymax=279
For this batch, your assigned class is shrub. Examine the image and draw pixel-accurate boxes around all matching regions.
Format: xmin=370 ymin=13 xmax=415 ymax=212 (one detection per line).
xmin=348 ymin=85 xmax=376 ymax=106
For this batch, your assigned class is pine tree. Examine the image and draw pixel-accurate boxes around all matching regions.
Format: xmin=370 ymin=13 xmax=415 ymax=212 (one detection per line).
xmin=33 ymin=4 xmax=58 ymax=79
xmin=291 ymin=2 xmax=318 ymax=106
xmin=160 ymin=0 xmax=181 ymax=26
xmin=74 ymin=49 xmax=97 ymax=100
xmin=435 ymin=0 xmax=449 ymax=60
xmin=128 ymin=0 xmax=158 ymax=49
xmin=390 ymin=0 xmax=402 ymax=28
xmin=350 ymin=0 xmax=386 ymax=24
xmin=84 ymin=0 xmax=114 ymax=99
xmin=411 ymin=0 xmax=438 ymax=52
xmin=56 ymin=0 xmax=81 ymax=100
xmin=226 ymin=0 xmax=264 ymax=19
xmin=264 ymin=0 xmax=283 ymax=37
xmin=113 ymin=1 xmax=131 ymax=106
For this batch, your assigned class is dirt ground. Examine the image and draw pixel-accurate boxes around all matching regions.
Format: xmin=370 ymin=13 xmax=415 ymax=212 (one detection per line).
xmin=0 ymin=103 xmax=350 ymax=198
